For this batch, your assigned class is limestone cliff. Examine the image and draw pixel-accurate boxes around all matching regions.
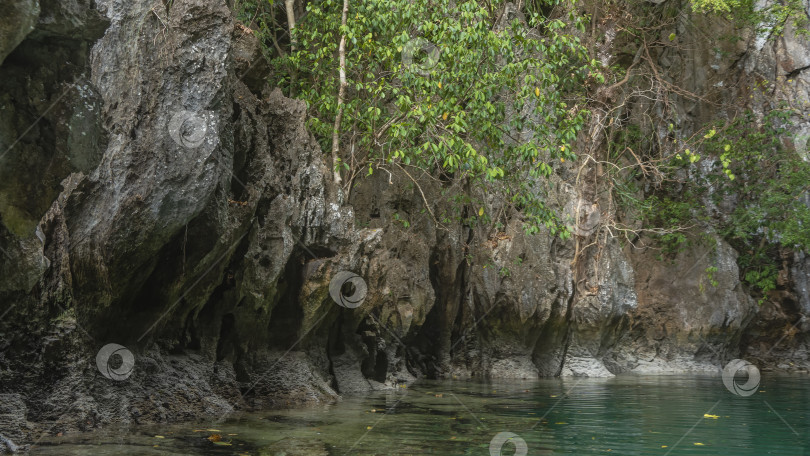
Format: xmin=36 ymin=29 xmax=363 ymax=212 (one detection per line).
xmin=0 ymin=0 xmax=809 ymax=450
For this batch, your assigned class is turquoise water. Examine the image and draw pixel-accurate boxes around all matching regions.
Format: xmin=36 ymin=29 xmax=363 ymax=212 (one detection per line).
xmin=32 ymin=375 xmax=810 ymax=455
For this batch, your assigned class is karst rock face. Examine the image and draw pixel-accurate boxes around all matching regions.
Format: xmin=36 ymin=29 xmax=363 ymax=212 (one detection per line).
xmin=1 ymin=0 xmax=809 ymax=446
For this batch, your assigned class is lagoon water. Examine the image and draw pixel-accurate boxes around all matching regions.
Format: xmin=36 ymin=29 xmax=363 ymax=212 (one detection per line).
xmin=32 ymin=374 xmax=810 ymax=455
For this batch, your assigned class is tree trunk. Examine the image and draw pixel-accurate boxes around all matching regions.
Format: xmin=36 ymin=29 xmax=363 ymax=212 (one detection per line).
xmin=284 ymin=0 xmax=296 ymax=52
xmin=331 ymin=0 xmax=349 ymax=186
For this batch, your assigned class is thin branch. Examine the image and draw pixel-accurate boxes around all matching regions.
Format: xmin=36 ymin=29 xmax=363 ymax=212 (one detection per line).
xmin=393 ymin=163 xmax=441 ymax=227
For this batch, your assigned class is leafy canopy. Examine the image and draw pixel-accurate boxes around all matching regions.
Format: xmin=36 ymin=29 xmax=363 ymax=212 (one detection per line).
xmin=271 ymin=0 xmax=597 ymax=235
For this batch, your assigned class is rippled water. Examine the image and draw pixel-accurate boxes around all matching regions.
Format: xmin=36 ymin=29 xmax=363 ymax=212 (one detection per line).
xmin=32 ymin=374 xmax=810 ymax=455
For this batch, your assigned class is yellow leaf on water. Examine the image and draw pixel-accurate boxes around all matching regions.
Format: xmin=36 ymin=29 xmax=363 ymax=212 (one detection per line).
xmin=206 ymin=429 xmax=221 ymax=432
xmin=694 ymin=442 xmax=705 ymax=446
xmin=367 ymin=426 xmax=373 ymax=430
xmin=703 ymin=414 xmax=719 ymax=419
xmin=154 ymin=435 xmax=165 ymax=439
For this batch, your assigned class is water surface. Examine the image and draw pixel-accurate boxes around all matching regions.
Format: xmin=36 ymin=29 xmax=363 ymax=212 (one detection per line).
xmin=33 ymin=374 xmax=810 ymax=455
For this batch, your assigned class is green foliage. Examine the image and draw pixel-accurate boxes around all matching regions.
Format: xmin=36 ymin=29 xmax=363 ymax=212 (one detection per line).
xmin=699 ymin=110 xmax=810 ymax=301
xmin=639 ymin=108 xmax=810 ymax=301
xmin=690 ymin=0 xmax=742 ymax=13
xmin=392 ymin=212 xmax=410 ymax=228
xmin=705 ymin=266 xmax=719 ymax=286
xmin=264 ymin=0 xmax=596 ymax=235
xmin=234 ymin=0 xmax=285 ymax=57
xmin=740 ymin=251 xmax=779 ymax=304
xmin=701 ymin=110 xmax=810 ymax=245
xmin=689 ymin=0 xmax=807 ymax=37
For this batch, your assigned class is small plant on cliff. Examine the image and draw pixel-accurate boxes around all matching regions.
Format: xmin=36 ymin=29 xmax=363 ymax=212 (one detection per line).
xmin=639 ymin=108 xmax=810 ymax=302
